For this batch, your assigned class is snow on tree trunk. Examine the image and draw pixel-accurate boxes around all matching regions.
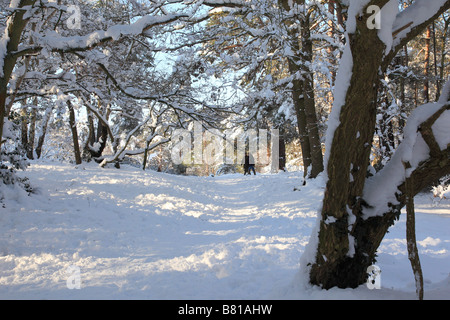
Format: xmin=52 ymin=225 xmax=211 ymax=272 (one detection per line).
xmin=309 ymin=0 xmax=389 ymax=289
xmin=305 ymin=0 xmax=450 ymax=289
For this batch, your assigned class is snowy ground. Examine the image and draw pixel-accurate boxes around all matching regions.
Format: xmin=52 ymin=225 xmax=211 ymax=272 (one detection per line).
xmin=0 ymin=161 xmax=449 ymax=300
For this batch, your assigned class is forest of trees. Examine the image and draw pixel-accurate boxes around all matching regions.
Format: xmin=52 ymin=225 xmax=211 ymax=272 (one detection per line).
xmin=1 ymin=0 xmax=449 ymax=294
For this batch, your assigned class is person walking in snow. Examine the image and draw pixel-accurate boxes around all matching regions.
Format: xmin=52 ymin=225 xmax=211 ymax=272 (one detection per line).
xmin=243 ymin=151 xmax=256 ymax=175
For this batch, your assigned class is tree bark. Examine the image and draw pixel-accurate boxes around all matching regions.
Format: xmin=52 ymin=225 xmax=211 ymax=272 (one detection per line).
xmin=82 ymin=98 xmax=115 ymax=161
xmin=142 ymin=140 xmax=151 ymax=171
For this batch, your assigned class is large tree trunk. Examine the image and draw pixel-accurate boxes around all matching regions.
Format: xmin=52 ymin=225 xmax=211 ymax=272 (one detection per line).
xmin=311 ymin=99 xmax=450 ymax=289
xmin=309 ymin=6 xmax=387 ymax=288
xmin=308 ymin=0 xmax=450 ymax=289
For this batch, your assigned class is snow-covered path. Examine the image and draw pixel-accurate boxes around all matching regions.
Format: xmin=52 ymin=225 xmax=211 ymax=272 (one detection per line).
xmin=0 ymin=162 xmax=449 ymax=299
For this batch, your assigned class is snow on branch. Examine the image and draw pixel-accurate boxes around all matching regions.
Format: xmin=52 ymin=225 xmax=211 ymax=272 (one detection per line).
xmin=390 ymin=0 xmax=450 ymax=52
xmin=363 ymin=79 xmax=450 ymax=218
xmin=80 ymin=95 xmax=115 ymax=145
xmin=94 ymin=62 xmax=230 ymax=128
xmin=202 ymin=0 xmax=245 ymax=8
xmin=363 ymin=95 xmax=450 ymax=218
xmin=99 ymin=114 xmax=152 ymax=167
xmin=37 ymin=13 xmax=188 ymax=53
xmin=99 ymin=107 xmax=170 ymax=168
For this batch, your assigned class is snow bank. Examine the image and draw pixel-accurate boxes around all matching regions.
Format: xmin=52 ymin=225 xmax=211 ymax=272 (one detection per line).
xmin=1 ymin=162 xmax=449 ymax=299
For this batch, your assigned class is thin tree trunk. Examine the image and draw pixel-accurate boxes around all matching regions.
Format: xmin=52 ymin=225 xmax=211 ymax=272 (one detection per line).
xmin=284 ymin=21 xmax=312 ymax=177
xmin=35 ymin=105 xmax=52 ymax=159
xmin=20 ymin=101 xmax=29 ymax=152
xmin=279 ymin=135 xmax=286 ymax=171
xmin=301 ymin=11 xmax=324 ymax=178
xmin=67 ymin=100 xmax=82 ymax=165
xmin=404 ymin=163 xmax=424 ymax=300
xmin=327 ymin=0 xmax=336 ymax=105
xmin=291 ymin=71 xmax=312 ymax=177
xmin=27 ymin=98 xmax=37 ymax=159
xmin=400 ymin=45 xmax=408 ymax=110
xmin=438 ymin=16 xmax=449 ymax=101
xmin=87 ymin=108 xmax=96 ymax=147
xmin=432 ymin=22 xmax=440 ymax=100
xmin=423 ymin=26 xmax=431 ymax=103
xmin=142 ymin=139 xmax=151 ymax=170
xmin=83 ymin=99 xmax=113 ymax=160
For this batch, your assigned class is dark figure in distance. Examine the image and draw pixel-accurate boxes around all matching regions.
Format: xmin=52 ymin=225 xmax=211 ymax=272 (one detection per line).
xmin=243 ymin=151 xmax=256 ymax=175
